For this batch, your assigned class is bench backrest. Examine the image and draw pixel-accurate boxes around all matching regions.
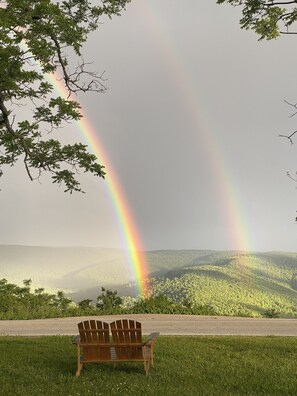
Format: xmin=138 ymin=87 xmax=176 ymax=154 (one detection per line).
xmin=78 ymin=320 xmax=111 ymax=361
xmin=110 ymin=319 xmax=143 ymax=360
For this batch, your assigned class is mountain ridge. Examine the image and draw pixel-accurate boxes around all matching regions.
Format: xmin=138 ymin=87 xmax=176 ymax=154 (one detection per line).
xmin=0 ymin=245 xmax=296 ymax=316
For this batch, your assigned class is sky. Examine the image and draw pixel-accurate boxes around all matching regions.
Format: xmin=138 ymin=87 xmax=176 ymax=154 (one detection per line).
xmin=1 ymin=0 xmax=297 ymax=252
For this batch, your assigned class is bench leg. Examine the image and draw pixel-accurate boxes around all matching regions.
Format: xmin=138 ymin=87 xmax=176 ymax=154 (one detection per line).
xmin=76 ymin=345 xmax=83 ymax=377
xmin=76 ymin=362 xmax=83 ymax=377
xmin=150 ymin=346 xmax=154 ymax=368
xmin=143 ymin=346 xmax=150 ymax=375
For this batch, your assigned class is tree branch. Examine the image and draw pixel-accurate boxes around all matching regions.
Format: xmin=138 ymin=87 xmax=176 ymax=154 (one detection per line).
xmin=264 ymin=1 xmax=297 ymax=6
xmin=279 ymin=130 xmax=297 ymax=144
xmin=0 ymin=96 xmax=34 ymax=181
xmin=50 ymin=34 xmax=107 ymax=95
xmin=279 ymin=30 xmax=297 ymax=34
xmin=284 ymin=99 xmax=297 ymax=117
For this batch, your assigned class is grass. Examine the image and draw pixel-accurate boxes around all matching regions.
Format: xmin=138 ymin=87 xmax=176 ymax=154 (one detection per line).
xmin=0 ymin=336 xmax=297 ymax=395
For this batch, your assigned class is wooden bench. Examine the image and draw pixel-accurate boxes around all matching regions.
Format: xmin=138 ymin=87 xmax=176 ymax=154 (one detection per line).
xmin=72 ymin=319 xmax=159 ymax=376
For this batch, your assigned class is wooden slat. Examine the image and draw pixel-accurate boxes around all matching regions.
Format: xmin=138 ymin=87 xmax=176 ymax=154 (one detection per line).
xmin=78 ymin=322 xmax=86 ymax=344
xmin=123 ymin=319 xmax=129 ymax=343
xmin=99 ymin=321 xmax=110 ymax=360
xmin=129 ymin=320 xmax=136 ymax=344
xmin=112 ymin=320 xmax=123 ymax=359
xmin=89 ymin=320 xmax=97 ymax=344
xmin=84 ymin=321 xmax=92 ymax=343
xmin=110 ymin=321 xmax=118 ymax=344
xmin=136 ymin=321 xmax=142 ymax=342
xmin=117 ymin=320 xmax=125 ymax=343
xmin=97 ymin=320 xmax=103 ymax=344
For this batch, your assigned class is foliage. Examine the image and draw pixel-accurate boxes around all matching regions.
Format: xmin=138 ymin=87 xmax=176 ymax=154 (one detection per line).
xmin=0 ymin=0 xmax=130 ymax=192
xmin=262 ymin=308 xmax=280 ymax=318
xmin=120 ymin=295 xmax=138 ymax=309
xmin=0 ymin=278 xmax=75 ymax=319
xmin=96 ymin=287 xmax=123 ymax=311
xmin=147 ymin=253 xmax=297 ymax=318
xmin=131 ymin=294 xmax=181 ymax=314
xmin=77 ymin=298 xmax=93 ymax=310
xmin=1 ymin=336 xmax=297 ymax=395
xmin=0 ymin=279 xmax=216 ymax=319
xmin=129 ymin=294 xmax=216 ymax=315
xmin=2 ymin=250 xmax=297 ymax=319
xmin=217 ymin=0 xmax=297 ymax=40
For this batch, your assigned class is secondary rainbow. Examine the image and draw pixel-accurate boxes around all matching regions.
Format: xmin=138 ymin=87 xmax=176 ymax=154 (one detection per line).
xmin=47 ymin=75 xmax=149 ymax=296
xmin=141 ymin=2 xmax=252 ymax=251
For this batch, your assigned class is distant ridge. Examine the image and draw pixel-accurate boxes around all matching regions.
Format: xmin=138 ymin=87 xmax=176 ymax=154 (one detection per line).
xmin=0 ymin=246 xmax=297 ymax=316
xmin=0 ymin=245 xmax=134 ymax=295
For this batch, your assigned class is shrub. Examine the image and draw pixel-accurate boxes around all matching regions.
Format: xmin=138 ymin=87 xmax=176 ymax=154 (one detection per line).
xmin=262 ymin=308 xmax=280 ymax=318
xmin=96 ymin=287 xmax=123 ymax=311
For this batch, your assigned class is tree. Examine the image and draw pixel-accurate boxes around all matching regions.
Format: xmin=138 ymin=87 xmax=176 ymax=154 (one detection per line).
xmin=0 ymin=0 xmax=130 ymax=193
xmin=96 ymin=287 xmax=122 ymax=310
xmin=216 ymin=0 xmax=297 ymax=40
xmin=55 ymin=290 xmax=71 ymax=311
xmin=78 ymin=298 xmax=93 ymax=309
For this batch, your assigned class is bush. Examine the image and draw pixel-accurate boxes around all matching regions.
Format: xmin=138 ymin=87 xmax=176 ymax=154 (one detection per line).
xmin=96 ymin=287 xmax=123 ymax=311
xmin=0 ymin=279 xmax=216 ymax=319
xmin=130 ymin=295 xmax=177 ymax=314
xmin=262 ymin=308 xmax=280 ymax=318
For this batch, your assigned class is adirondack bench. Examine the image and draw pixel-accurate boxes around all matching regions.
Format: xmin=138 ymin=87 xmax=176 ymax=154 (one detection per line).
xmin=73 ymin=319 xmax=159 ymax=376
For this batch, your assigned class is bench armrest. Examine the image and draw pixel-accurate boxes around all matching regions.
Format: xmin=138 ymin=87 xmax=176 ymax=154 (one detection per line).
xmin=144 ymin=332 xmax=160 ymax=346
xmin=72 ymin=335 xmax=81 ymax=345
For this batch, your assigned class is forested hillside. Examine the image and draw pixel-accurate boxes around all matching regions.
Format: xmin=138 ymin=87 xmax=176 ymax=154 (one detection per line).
xmin=0 ymin=246 xmax=296 ymax=317
xmin=148 ymin=251 xmax=297 ymax=317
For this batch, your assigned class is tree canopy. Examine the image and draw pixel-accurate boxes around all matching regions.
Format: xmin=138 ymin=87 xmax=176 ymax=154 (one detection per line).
xmin=217 ymin=0 xmax=297 ymax=40
xmin=0 ymin=0 xmax=130 ymax=192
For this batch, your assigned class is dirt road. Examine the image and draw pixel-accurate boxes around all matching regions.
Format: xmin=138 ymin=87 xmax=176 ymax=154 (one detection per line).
xmin=1 ymin=314 xmax=297 ymax=336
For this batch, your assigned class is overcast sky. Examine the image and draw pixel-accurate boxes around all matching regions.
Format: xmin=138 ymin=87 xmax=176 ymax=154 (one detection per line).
xmin=1 ymin=0 xmax=297 ymax=252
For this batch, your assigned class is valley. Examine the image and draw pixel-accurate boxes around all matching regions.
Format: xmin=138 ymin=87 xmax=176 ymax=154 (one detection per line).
xmin=0 ymin=246 xmax=296 ymax=317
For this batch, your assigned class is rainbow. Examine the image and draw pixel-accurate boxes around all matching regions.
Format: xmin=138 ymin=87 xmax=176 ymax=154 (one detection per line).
xmin=46 ymin=76 xmax=149 ymax=296
xmin=140 ymin=3 xmax=251 ymax=252
xmin=19 ymin=37 xmax=149 ymax=296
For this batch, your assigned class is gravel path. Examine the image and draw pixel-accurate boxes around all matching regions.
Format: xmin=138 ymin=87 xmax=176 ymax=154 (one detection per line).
xmin=1 ymin=314 xmax=297 ymax=336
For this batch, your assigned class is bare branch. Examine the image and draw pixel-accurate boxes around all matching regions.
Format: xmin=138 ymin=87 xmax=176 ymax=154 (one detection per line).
xmin=287 ymin=171 xmax=297 ymax=182
xmin=284 ymin=99 xmax=297 ymax=117
xmin=23 ymin=151 xmax=34 ymax=181
xmin=50 ymin=34 xmax=107 ymax=96
xmin=280 ymin=30 xmax=297 ymax=35
xmin=279 ymin=131 xmax=297 ymax=144
xmin=264 ymin=1 xmax=297 ymax=7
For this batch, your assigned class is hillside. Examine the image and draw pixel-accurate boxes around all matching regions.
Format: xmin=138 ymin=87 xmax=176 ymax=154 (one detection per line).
xmin=0 ymin=245 xmax=134 ymax=295
xmin=150 ymin=251 xmax=297 ymax=317
xmin=0 ymin=246 xmax=214 ymax=295
xmin=0 ymin=246 xmax=296 ymax=316
xmin=0 ymin=246 xmax=216 ymax=297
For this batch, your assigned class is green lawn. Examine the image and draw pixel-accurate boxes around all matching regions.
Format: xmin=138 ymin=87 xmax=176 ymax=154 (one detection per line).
xmin=0 ymin=336 xmax=296 ymax=395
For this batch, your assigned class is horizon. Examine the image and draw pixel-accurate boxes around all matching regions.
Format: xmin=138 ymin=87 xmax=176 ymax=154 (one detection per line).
xmin=1 ymin=244 xmax=296 ymax=254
